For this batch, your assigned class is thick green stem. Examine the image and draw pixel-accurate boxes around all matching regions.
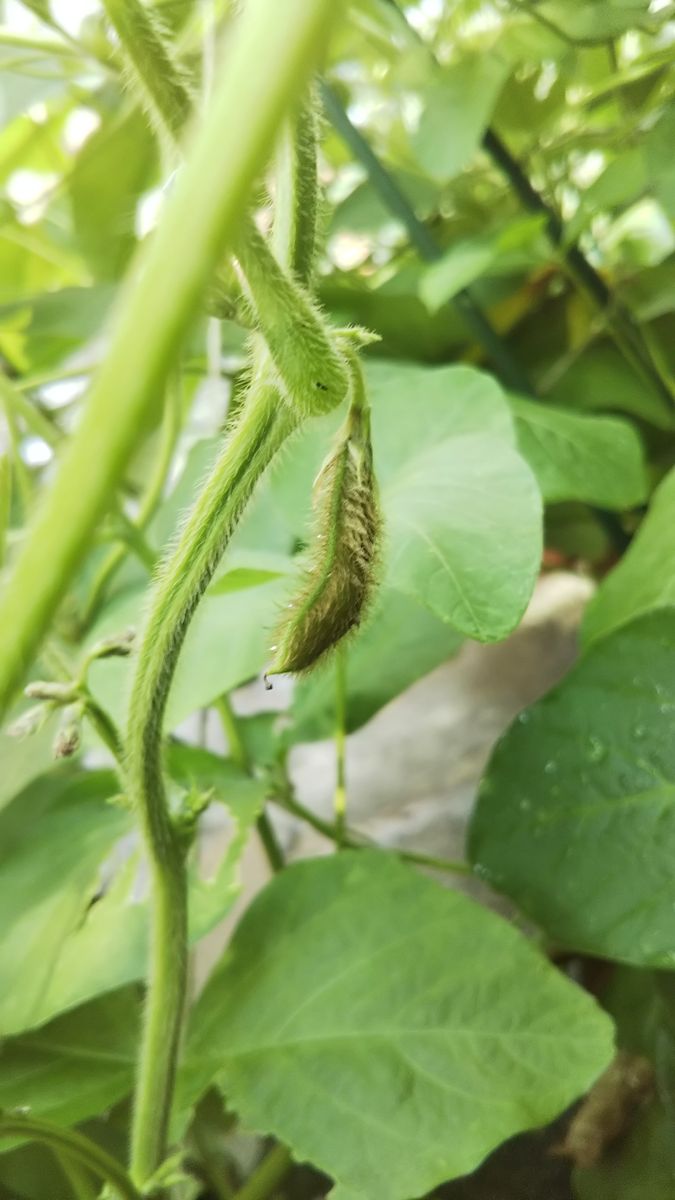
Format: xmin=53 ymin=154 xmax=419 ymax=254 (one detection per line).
xmin=0 ymin=0 xmax=338 ymax=721
xmin=216 ymin=694 xmax=285 ymax=873
xmin=0 ymin=1114 xmax=141 ymax=1200
xmin=128 ymin=382 xmax=297 ymax=1186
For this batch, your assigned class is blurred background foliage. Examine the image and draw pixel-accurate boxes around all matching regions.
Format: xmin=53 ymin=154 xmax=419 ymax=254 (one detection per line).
xmin=0 ymin=3 xmax=674 ymax=1195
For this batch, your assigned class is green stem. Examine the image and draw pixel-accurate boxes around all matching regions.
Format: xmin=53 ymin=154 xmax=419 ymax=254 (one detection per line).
xmin=0 ymin=0 xmax=339 ymax=721
xmin=128 ymin=383 xmax=297 ymax=1186
xmin=215 ymin=694 xmax=250 ymax=772
xmin=334 ymin=646 xmax=347 ymax=844
xmin=0 ymin=455 xmax=10 ymax=570
xmin=54 ymin=1148 xmax=97 ymax=1200
xmin=0 ymin=1114 xmax=141 ymax=1200
xmin=215 ymin=694 xmax=285 ymax=873
xmin=272 ymin=787 xmax=473 ymax=877
xmin=0 ymin=382 xmax=33 ymax=516
xmin=272 ymin=86 xmax=320 ymax=284
xmin=231 ymin=1144 xmax=293 ymax=1200
xmin=82 ymin=692 xmax=124 ymax=762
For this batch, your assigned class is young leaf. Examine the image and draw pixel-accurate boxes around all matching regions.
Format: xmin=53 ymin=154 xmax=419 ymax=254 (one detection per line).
xmin=176 ymin=852 xmax=613 ymax=1200
xmin=469 ymin=608 xmax=675 ymax=967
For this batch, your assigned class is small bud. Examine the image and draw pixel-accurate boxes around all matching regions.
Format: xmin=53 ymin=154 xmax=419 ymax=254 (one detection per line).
xmin=7 ymin=702 xmax=50 ymax=740
xmin=24 ymin=680 xmax=79 ymax=704
xmin=89 ymin=628 xmax=136 ymax=660
xmin=53 ymin=720 xmax=81 ymax=760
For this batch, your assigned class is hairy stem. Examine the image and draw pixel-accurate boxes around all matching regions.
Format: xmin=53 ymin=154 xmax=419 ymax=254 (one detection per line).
xmin=128 ymin=381 xmax=297 ymax=1185
xmin=272 ymin=86 xmax=321 ymax=285
xmin=0 ymin=0 xmax=337 ymax=720
xmin=215 ymin=694 xmax=285 ymax=873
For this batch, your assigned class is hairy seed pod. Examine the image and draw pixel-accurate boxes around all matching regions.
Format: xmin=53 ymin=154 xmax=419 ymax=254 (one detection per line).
xmin=233 ymin=213 xmax=349 ymax=418
xmin=267 ymin=395 xmax=380 ymax=677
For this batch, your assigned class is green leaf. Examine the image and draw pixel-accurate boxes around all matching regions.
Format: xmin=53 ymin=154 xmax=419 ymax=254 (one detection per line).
xmin=28 ymin=746 xmax=263 ymax=1031
xmin=0 ymin=990 xmax=137 ymax=1131
xmin=548 ymin=343 xmax=674 ymax=432
xmin=374 ymin=365 xmax=542 ymax=641
xmin=177 ymin=852 xmax=613 ymax=1200
xmin=509 ymin=395 xmax=647 ymax=507
xmin=583 ymin=466 xmax=675 ymax=646
xmin=412 ymin=56 xmax=510 ymax=181
xmin=0 ymin=767 xmax=129 ymax=1037
xmin=469 ymin=608 xmax=675 ymax=967
xmin=419 ymin=217 xmax=546 ymax=311
xmin=69 ymin=109 xmax=157 ymax=280
xmin=288 ymin=586 xmax=463 ymax=741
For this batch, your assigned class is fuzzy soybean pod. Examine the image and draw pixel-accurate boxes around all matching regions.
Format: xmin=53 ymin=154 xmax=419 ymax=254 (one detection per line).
xmin=267 ymin=364 xmax=381 ymax=676
xmin=233 ymin=212 xmax=350 ymax=417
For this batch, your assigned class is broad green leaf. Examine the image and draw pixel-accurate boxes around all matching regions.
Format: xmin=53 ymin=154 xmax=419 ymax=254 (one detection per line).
xmin=29 ymin=747 xmax=262 ymax=1030
xmin=69 ymin=109 xmax=157 ymax=279
xmin=419 ymin=217 xmax=546 ymax=311
xmin=583 ymin=466 xmax=675 ymax=646
xmin=288 ymin=587 xmax=463 ymax=741
xmin=0 ymin=990 xmax=137 ymax=1130
xmin=469 ymin=608 xmax=675 ymax=967
xmin=549 ymin=343 xmax=674 ymax=431
xmin=413 ymin=56 xmax=510 ymax=181
xmin=382 ymin=431 xmax=542 ymax=640
xmin=509 ymin=395 xmax=647 ymax=507
xmin=369 ymin=363 xmax=542 ymax=640
xmin=0 ymin=767 xmax=129 ymax=1036
xmin=177 ymin=852 xmax=613 ymax=1200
